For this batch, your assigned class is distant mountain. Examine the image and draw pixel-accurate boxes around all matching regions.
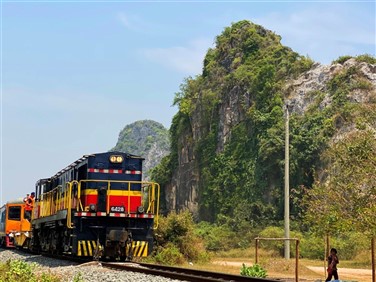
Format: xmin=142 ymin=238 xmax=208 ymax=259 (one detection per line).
xmin=111 ymin=120 xmax=170 ymax=179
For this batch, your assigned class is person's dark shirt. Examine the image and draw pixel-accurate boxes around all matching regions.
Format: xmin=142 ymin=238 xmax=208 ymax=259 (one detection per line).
xmin=328 ymin=255 xmax=339 ymax=270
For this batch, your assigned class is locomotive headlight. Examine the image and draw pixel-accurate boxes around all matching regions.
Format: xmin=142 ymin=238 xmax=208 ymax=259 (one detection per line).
xmin=110 ymin=155 xmax=123 ymax=163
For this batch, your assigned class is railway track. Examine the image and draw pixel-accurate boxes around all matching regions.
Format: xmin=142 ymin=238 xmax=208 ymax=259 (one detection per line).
xmin=11 ymin=248 xmax=283 ymax=281
xmin=101 ymin=262 xmax=282 ymax=282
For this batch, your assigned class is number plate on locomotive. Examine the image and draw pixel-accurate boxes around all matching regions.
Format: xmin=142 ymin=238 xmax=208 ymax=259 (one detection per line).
xmin=110 ymin=206 xmax=125 ymax=212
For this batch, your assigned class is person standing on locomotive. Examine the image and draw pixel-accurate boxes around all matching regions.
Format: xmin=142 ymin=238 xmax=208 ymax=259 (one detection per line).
xmin=25 ymin=192 xmax=35 ymax=220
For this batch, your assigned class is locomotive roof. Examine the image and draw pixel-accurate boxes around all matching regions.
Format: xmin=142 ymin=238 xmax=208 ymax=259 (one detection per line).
xmin=2 ymin=199 xmax=24 ymax=205
xmin=51 ymin=151 xmax=143 ymax=179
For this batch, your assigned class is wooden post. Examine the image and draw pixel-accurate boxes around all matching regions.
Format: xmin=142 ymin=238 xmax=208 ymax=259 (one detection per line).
xmin=372 ymin=237 xmax=375 ymax=282
xmin=295 ymin=239 xmax=299 ymax=282
xmin=255 ymin=238 xmax=259 ymax=264
xmin=325 ymin=234 xmax=330 ymax=278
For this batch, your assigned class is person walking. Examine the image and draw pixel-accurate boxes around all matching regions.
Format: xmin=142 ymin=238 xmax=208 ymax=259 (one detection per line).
xmin=326 ymin=248 xmax=339 ymax=281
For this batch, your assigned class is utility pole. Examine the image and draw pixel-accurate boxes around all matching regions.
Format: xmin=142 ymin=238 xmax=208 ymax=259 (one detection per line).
xmin=284 ymin=104 xmax=290 ymax=259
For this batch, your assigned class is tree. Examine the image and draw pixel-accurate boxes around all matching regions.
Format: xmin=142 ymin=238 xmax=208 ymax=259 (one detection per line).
xmin=304 ymin=130 xmax=376 ymax=236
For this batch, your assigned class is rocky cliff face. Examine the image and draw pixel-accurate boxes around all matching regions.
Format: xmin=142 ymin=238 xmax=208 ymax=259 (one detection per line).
xmin=162 ymin=21 xmax=376 ymax=221
xmin=286 ymin=59 xmax=376 ymax=116
xmin=112 ymin=120 xmax=170 ymax=180
xmin=165 ymin=124 xmax=199 ymax=213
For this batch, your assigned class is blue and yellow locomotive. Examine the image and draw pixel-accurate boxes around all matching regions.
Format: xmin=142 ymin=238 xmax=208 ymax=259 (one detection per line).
xmin=13 ymin=151 xmax=160 ymax=261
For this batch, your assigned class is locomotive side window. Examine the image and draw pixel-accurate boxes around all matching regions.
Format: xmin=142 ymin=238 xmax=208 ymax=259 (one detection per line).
xmin=8 ymin=206 xmax=21 ymax=221
xmin=0 ymin=210 xmax=5 ymax=224
xmin=0 ymin=210 xmax=5 ymax=231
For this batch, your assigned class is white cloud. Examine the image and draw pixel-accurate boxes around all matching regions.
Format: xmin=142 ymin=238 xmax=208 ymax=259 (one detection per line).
xmin=141 ymin=38 xmax=213 ymax=75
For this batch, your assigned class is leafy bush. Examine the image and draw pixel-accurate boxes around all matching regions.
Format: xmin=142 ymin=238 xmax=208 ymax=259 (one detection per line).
xmin=240 ymin=263 xmax=267 ymax=278
xmin=355 ymin=54 xmax=376 ymax=64
xmin=332 ymin=54 xmax=376 ymax=65
xmin=333 ymin=55 xmax=353 ymax=64
xmin=329 ymin=232 xmax=371 ymax=260
xmin=258 ymin=226 xmax=285 ymax=255
xmin=154 ymin=243 xmax=185 ymax=265
xmin=40 ymin=272 xmax=61 ymax=282
xmin=300 ymin=234 xmax=325 ymax=259
xmin=71 ymin=272 xmax=84 ymax=282
xmin=0 ymin=259 xmax=60 ymax=282
xmin=195 ymin=221 xmax=238 ymax=251
xmin=0 ymin=260 xmax=37 ymax=282
xmin=154 ymin=211 xmax=209 ymax=263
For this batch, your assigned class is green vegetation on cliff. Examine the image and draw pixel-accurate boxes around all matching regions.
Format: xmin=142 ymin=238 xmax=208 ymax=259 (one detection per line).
xmin=151 ymin=20 xmax=376 ymax=234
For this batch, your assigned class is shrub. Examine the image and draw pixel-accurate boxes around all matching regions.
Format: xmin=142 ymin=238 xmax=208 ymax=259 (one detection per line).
xmin=258 ymin=226 xmax=285 ymax=255
xmin=297 ymin=231 xmax=370 ymax=260
xmin=333 ymin=55 xmax=353 ymax=64
xmin=40 ymin=272 xmax=61 ymax=282
xmin=0 ymin=259 xmax=60 ymax=282
xmin=240 ymin=263 xmax=267 ymax=278
xmin=355 ymin=54 xmax=376 ymax=64
xmin=195 ymin=221 xmax=238 ymax=251
xmin=0 ymin=259 xmax=37 ymax=282
xmin=154 ymin=211 xmax=209 ymax=263
xmin=330 ymin=232 xmax=371 ymax=260
xmin=154 ymin=243 xmax=185 ymax=265
xmin=72 ymin=272 xmax=84 ymax=282
xmin=300 ymin=234 xmax=325 ymax=259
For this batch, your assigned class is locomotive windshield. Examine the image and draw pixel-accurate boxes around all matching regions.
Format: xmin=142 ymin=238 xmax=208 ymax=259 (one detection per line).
xmin=8 ymin=206 xmax=21 ymax=221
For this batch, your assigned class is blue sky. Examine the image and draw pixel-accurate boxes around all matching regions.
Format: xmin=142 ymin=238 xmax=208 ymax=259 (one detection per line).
xmin=1 ymin=1 xmax=375 ymax=203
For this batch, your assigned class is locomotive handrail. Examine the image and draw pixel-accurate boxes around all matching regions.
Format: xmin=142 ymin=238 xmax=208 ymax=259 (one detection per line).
xmin=66 ymin=181 xmax=72 ymax=228
xmin=66 ymin=180 xmax=79 ymax=229
xmin=106 ymin=182 xmax=110 ymax=214
xmin=145 ymin=182 xmax=160 ymax=229
xmin=127 ymin=182 xmax=131 ymax=214
xmin=76 ymin=181 xmax=83 ymax=212
xmin=36 ymin=179 xmax=160 ymax=229
xmin=152 ymin=183 xmax=160 ymax=229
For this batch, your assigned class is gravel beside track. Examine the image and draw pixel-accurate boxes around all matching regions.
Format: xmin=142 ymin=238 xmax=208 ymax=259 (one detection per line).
xmin=0 ymin=249 xmax=184 ymax=282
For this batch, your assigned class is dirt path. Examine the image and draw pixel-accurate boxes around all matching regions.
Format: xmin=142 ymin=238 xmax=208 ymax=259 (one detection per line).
xmin=212 ymin=261 xmax=373 ymax=282
xmin=306 ymin=266 xmax=372 ymax=282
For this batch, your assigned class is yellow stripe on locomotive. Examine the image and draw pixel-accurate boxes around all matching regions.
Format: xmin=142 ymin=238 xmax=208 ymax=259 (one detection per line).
xmin=130 ymin=241 xmax=148 ymax=257
xmin=76 ymin=240 xmax=148 ymax=257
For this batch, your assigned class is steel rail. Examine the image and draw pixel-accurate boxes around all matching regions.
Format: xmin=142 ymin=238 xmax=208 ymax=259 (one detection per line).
xmin=101 ymin=262 xmax=282 ymax=282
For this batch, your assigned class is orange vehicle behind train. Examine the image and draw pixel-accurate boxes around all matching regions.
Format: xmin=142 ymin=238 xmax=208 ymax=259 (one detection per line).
xmin=0 ymin=200 xmax=32 ymax=248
